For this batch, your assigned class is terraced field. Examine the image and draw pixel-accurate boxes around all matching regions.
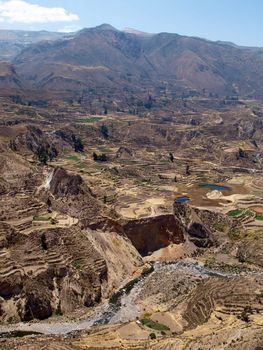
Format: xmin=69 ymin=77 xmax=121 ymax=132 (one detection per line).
xmin=0 ymin=96 xmax=262 ymax=349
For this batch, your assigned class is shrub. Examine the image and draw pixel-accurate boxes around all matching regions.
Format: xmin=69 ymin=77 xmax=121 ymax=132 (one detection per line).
xmin=36 ymin=145 xmax=49 ymax=165
xmin=73 ymin=260 xmax=82 ymax=271
xmin=239 ymin=306 xmax=253 ymax=322
xmin=93 ymin=152 xmax=108 ymax=162
xmin=141 ymin=265 xmax=154 ymax=277
xmin=100 ymin=125 xmax=109 ymax=138
xmin=35 ymin=144 xmax=58 ymax=164
xmin=73 ymin=137 xmax=84 ymax=152
xmin=40 ymin=233 xmax=48 ymax=251
xmin=50 ymin=218 xmax=57 ymax=225
xmin=49 ymin=146 xmax=58 ymax=160
xmin=55 ymin=301 xmax=63 ymax=316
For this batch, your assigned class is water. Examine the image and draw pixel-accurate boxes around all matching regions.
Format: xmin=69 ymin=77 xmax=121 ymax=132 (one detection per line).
xmin=155 ymin=261 xmax=237 ymax=278
xmin=175 ymin=196 xmax=189 ymax=203
xmin=200 ymin=183 xmax=230 ymax=191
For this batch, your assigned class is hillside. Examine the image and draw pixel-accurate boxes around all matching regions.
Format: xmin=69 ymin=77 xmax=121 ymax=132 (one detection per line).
xmin=0 ymin=62 xmax=23 ymax=90
xmin=8 ymin=24 xmax=263 ymax=101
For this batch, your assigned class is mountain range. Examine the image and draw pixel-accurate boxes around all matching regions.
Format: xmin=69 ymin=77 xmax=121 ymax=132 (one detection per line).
xmin=1 ymin=24 xmax=263 ymax=101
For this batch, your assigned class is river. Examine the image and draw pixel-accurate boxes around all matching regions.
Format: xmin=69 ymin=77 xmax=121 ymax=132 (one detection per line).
xmin=0 ymin=260 xmax=261 ymax=337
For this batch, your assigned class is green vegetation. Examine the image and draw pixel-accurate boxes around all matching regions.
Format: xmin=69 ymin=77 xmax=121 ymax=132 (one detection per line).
xmin=47 ymin=198 xmax=52 ymax=212
xmin=55 ymin=301 xmax=63 ymax=316
xmin=103 ymin=195 xmax=115 ymax=204
xmin=140 ymin=318 xmax=170 ymax=331
xmin=256 ymin=215 xmax=263 ymax=221
xmin=212 ymin=222 xmax=227 ymax=232
xmin=237 ymin=251 xmax=251 ymax=264
xmin=72 ymin=260 xmax=82 ymax=271
xmin=227 ymin=209 xmax=253 ymax=218
xmin=93 ymin=152 xmax=108 ymax=162
xmin=0 ymin=331 xmax=42 ymax=339
xmin=227 ymin=209 xmax=246 ymax=218
xmin=72 ymin=134 xmax=84 ymax=152
xmin=149 ymin=333 xmax=156 ymax=340
xmin=160 ymin=159 xmax=170 ymax=164
xmin=35 ymin=144 xmax=58 ymax=165
xmin=168 ymin=152 xmax=174 ymax=162
xmin=33 ymin=215 xmax=51 ymax=221
xmin=76 ymin=117 xmax=102 ymax=123
xmin=239 ymin=306 xmax=253 ymax=323
xmin=63 ymin=155 xmax=80 ymax=161
xmin=109 ymin=265 xmax=154 ymax=304
xmin=100 ymin=125 xmax=109 ymax=138
xmin=123 ymin=277 xmax=140 ymax=295
xmin=191 ymin=248 xmax=205 ymax=258
xmin=141 ymin=265 xmax=154 ymax=277
xmin=228 ymin=226 xmax=242 ymax=240
xmin=50 ymin=218 xmax=58 ymax=225
xmin=40 ymin=233 xmax=48 ymax=251
xmin=76 ymin=162 xmax=86 ymax=169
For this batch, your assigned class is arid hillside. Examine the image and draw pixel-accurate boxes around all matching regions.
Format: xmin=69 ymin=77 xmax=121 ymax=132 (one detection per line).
xmin=0 ymin=25 xmax=262 ymax=102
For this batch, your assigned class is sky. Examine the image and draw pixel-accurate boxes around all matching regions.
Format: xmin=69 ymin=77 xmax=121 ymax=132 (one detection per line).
xmin=0 ymin=0 xmax=262 ymax=47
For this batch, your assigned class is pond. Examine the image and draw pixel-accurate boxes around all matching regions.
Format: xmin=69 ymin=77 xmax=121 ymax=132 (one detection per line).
xmin=200 ymin=183 xmax=230 ymax=191
xmin=175 ymin=196 xmax=189 ymax=203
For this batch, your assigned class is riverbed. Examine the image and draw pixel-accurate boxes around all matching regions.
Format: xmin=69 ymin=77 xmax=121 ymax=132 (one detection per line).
xmin=0 ymin=260 xmax=262 ymax=337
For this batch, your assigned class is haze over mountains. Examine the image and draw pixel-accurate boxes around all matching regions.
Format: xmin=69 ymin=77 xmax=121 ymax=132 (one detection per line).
xmin=0 ymin=29 xmax=69 ymax=61
xmin=1 ymin=24 xmax=263 ymax=101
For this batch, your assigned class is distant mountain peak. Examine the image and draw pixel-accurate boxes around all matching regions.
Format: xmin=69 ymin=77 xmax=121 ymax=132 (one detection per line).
xmin=123 ymin=27 xmax=154 ymax=36
xmin=77 ymin=24 xmax=118 ymax=36
xmin=93 ymin=24 xmax=118 ymax=31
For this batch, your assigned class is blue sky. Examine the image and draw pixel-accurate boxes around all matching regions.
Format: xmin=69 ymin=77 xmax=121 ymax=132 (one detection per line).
xmin=0 ymin=0 xmax=262 ymax=47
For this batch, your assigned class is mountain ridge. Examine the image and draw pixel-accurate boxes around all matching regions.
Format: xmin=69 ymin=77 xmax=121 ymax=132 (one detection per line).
xmin=1 ymin=25 xmax=263 ymax=101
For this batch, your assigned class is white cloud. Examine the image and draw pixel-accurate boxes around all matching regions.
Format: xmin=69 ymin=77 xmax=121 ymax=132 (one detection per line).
xmin=57 ymin=25 xmax=81 ymax=33
xmin=0 ymin=0 xmax=79 ymax=24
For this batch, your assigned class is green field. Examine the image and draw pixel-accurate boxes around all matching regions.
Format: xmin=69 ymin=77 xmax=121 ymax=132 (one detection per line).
xmin=33 ymin=215 xmax=51 ymax=222
xmin=76 ymin=117 xmax=102 ymax=123
xmin=227 ymin=209 xmax=246 ymax=218
xmin=140 ymin=318 xmax=170 ymax=331
xmin=63 ymin=155 xmax=80 ymax=161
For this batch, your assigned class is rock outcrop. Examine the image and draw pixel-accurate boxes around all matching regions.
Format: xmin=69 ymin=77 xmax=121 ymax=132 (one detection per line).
xmin=47 ymin=167 xmax=108 ymax=225
xmin=116 ymin=146 xmax=134 ymax=159
xmin=0 ymin=224 xmax=108 ymax=323
xmin=123 ymin=214 xmax=185 ymax=256
xmin=123 ymin=203 xmax=215 ymax=256
xmin=174 ymin=202 xmax=214 ymax=248
xmin=50 ymin=167 xmax=84 ymax=197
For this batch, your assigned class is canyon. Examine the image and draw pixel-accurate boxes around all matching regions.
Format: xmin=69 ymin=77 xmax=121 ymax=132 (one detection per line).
xmin=0 ymin=25 xmax=262 ymax=350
